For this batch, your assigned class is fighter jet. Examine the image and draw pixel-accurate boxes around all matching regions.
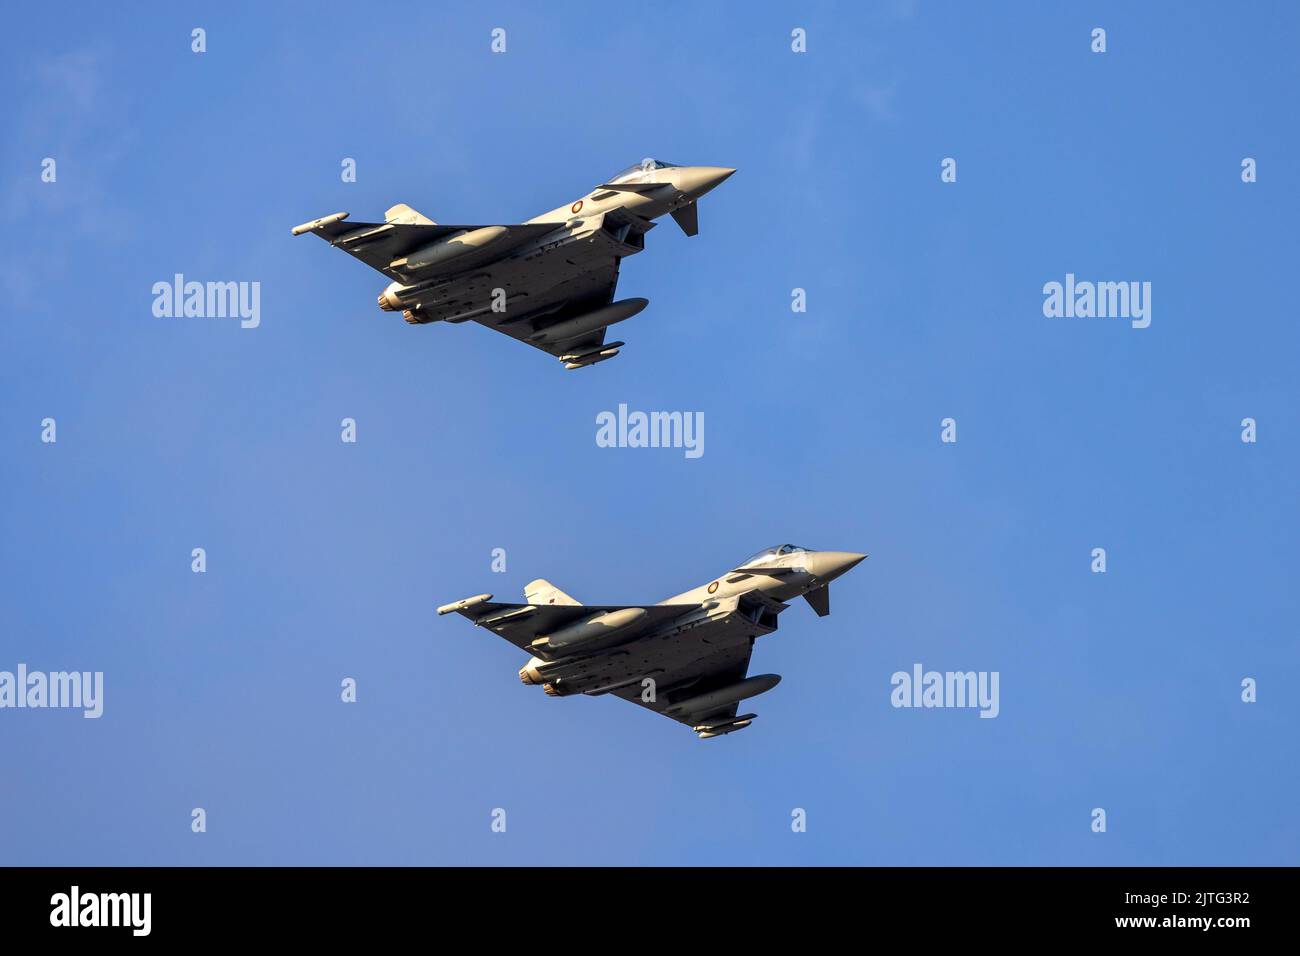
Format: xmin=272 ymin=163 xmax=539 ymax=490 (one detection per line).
xmin=291 ymin=159 xmax=734 ymax=369
xmin=437 ymin=545 xmax=866 ymax=738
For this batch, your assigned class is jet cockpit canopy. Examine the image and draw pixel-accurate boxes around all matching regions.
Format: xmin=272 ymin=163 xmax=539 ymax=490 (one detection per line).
xmin=741 ymin=544 xmax=810 ymax=566
xmin=609 ymin=159 xmax=679 ymax=183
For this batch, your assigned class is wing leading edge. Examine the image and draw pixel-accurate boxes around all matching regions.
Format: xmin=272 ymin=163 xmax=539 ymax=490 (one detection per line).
xmin=291 ymin=212 xmax=558 ymax=283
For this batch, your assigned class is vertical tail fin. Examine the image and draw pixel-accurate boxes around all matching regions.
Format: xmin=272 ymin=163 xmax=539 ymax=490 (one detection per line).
xmin=385 ymin=203 xmax=437 ymax=226
xmin=525 ymin=579 xmax=583 ymax=607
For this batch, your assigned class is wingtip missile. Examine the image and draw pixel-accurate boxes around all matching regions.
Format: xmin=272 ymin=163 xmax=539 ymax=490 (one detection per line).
xmin=291 ymin=212 xmax=349 ymax=236
xmin=436 ymin=593 xmax=493 ymax=616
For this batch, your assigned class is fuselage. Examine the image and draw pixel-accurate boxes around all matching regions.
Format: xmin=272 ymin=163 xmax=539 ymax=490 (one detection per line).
xmin=662 ymin=548 xmax=867 ymax=607
xmin=526 ymin=163 xmax=736 ymax=228
xmin=512 ymin=546 xmax=866 ymax=703
xmin=373 ymin=161 xmax=735 ymax=332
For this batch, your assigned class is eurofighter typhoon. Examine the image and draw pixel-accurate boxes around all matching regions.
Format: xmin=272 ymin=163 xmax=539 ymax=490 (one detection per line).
xmin=438 ymin=546 xmax=866 ymax=738
xmin=292 ymin=160 xmax=734 ymax=369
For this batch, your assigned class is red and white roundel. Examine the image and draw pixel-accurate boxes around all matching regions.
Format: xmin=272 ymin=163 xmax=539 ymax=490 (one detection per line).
xmin=707 ymin=581 xmax=719 ymax=594
xmin=571 ymin=200 xmax=584 ymax=214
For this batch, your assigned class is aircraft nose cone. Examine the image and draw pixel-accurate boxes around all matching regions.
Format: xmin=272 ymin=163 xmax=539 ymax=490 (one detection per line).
xmin=680 ymin=166 xmax=736 ymax=197
xmin=809 ymin=551 xmax=867 ymax=580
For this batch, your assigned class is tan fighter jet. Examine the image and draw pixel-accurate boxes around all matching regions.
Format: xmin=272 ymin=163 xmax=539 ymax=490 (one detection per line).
xmin=292 ymin=159 xmax=734 ymax=369
xmin=438 ymin=545 xmax=866 ymax=738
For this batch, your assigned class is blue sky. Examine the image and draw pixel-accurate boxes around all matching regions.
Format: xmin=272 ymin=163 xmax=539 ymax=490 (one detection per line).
xmin=1 ymin=1 xmax=1296 ymax=865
